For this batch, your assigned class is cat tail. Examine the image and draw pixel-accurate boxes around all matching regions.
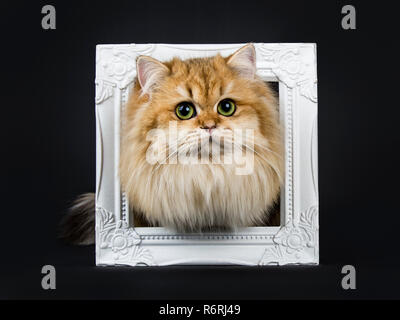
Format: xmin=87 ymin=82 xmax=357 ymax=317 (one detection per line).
xmin=59 ymin=193 xmax=95 ymax=245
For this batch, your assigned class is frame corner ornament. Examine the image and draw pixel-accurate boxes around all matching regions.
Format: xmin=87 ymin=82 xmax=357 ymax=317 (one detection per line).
xmin=259 ymin=205 xmax=319 ymax=265
xmin=95 ymin=44 xmax=156 ymax=91
xmin=256 ymin=43 xmax=318 ymax=103
xmin=96 ymin=207 xmax=155 ymax=266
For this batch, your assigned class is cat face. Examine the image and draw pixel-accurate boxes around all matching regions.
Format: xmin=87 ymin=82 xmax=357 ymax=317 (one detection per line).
xmin=132 ymin=44 xmax=280 ymax=166
xmin=120 ymin=44 xmax=283 ymax=230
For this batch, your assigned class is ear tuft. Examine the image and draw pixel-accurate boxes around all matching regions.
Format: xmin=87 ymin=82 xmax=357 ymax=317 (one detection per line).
xmin=136 ymin=56 xmax=169 ymax=94
xmin=226 ymin=43 xmax=257 ymax=79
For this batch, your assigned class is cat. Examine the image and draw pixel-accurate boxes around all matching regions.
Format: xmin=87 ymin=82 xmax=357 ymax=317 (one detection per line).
xmin=60 ymin=44 xmax=283 ymax=245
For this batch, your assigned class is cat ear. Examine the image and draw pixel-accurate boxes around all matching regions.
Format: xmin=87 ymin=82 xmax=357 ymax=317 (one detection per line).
xmin=226 ymin=43 xmax=257 ymax=79
xmin=136 ymin=55 xmax=169 ymax=94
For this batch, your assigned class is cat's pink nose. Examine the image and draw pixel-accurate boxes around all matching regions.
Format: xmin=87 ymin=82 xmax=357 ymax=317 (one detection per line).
xmin=201 ymin=124 xmax=217 ymax=134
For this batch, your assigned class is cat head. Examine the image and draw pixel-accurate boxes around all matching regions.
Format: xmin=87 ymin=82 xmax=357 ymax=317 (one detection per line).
xmin=125 ymin=43 xmax=282 ymax=173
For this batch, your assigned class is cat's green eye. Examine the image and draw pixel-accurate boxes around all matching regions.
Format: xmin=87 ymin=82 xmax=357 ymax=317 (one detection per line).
xmin=217 ymin=99 xmax=236 ymax=117
xmin=175 ymin=102 xmax=196 ymax=120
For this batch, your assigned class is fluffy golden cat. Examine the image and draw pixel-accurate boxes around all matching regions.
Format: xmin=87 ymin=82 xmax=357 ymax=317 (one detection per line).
xmin=60 ymin=44 xmax=283 ymax=245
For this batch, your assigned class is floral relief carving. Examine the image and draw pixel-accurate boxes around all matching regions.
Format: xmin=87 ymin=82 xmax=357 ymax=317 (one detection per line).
xmin=259 ymin=206 xmax=318 ymax=265
xmin=97 ymin=207 xmax=155 ymax=265
xmin=258 ymin=245 xmax=284 ymax=266
xmin=299 ymin=78 xmax=318 ymax=103
xmin=96 ymin=44 xmax=155 ymax=91
xmin=273 ymin=48 xmax=306 ymax=81
xmin=95 ymin=80 xmax=115 ymax=105
xmin=257 ymin=44 xmax=318 ymax=102
xmin=101 ymin=51 xmax=135 ymax=87
xmin=274 ymin=226 xmax=310 ymax=254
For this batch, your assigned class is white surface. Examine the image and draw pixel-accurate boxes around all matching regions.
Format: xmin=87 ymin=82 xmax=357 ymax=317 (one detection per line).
xmin=95 ymin=43 xmax=319 ymax=266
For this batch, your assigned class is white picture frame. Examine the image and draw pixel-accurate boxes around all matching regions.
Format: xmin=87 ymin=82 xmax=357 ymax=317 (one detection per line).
xmin=95 ymin=43 xmax=319 ymax=266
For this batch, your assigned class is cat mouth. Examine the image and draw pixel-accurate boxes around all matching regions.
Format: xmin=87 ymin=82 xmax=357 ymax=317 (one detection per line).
xmin=194 ymin=136 xmax=220 ymax=154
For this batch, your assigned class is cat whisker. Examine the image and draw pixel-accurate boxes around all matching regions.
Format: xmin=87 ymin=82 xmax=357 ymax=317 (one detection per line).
xmin=152 ymin=135 xmax=201 ymax=171
xmin=220 ymin=136 xmax=282 ymax=181
xmin=220 ymin=134 xmax=283 ymax=161
xmin=247 ymin=140 xmax=283 ymax=161
xmin=240 ymin=142 xmax=282 ymax=182
xmin=155 ymin=132 xmax=200 ymax=163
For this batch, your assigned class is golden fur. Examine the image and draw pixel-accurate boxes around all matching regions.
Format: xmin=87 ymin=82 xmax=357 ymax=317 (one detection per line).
xmin=120 ymin=44 xmax=283 ymax=231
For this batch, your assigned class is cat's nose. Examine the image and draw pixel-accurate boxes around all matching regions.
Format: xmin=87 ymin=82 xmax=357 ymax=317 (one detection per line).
xmin=200 ymin=124 xmax=217 ymax=134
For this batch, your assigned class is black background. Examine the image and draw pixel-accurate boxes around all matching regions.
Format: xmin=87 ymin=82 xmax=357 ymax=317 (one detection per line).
xmin=1 ymin=0 xmax=399 ymax=300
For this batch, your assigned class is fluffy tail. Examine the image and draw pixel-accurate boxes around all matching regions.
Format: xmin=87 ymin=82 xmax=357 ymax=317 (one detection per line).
xmin=59 ymin=193 xmax=95 ymax=245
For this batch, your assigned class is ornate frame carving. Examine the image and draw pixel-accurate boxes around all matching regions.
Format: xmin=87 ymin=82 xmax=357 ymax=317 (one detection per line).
xmin=95 ymin=43 xmax=319 ymax=266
